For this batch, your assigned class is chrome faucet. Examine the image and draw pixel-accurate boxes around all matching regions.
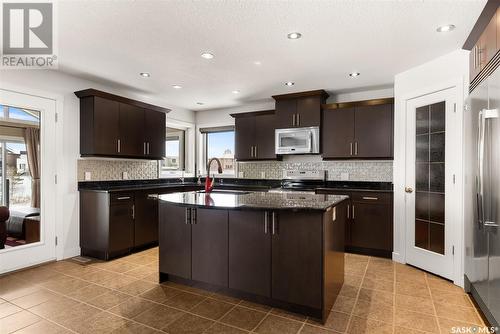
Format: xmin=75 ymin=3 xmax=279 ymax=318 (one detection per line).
xmin=205 ymin=158 xmax=223 ymax=192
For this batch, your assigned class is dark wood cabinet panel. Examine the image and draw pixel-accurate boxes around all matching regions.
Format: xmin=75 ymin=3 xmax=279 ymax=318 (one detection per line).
xmin=144 ymin=110 xmax=166 ymax=159
xmin=192 ymin=208 xmax=228 ymax=287
xmin=228 ymin=210 xmax=271 ymax=297
xmin=234 ymin=116 xmax=256 ymax=161
xmin=109 ymin=199 xmax=135 ymax=254
xmin=354 ymin=104 xmax=393 ymax=158
xmin=255 ymin=114 xmax=277 ymax=160
xmin=90 ymin=96 xmax=120 ymax=155
xmin=481 ymin=11 xmax=498 ymax=67
xmin=272 ymin=211 xmax=323 ymax=308
xmin=297 ymin=96 xmax=321 ymax=127
xmin=322 ymin=107 xmax=355 ymax=158
xmin=159 ymin=203 xmax=191 ymax=279
xmin=350 ymin=200 xmax=393 ymax=252
xmin=275 ymin=99 xmax=297 ymax=129
xmin=119 ymin=103 xmax=145 ymax=157
xmin=134 ymin=191 xmax=158 ymax=248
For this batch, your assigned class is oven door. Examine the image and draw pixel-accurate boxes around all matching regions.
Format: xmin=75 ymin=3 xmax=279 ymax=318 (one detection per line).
xmin=275 ymin=127 xmax=318 ymax=154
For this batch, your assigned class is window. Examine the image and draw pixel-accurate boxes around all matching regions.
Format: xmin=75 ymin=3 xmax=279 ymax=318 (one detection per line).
xmin=161 ymin=127 xmax=185 ymax=171
xmin=204 ymin=129 xmax=235 ymax=176
xmin=0 ymin=105 xmax=39 ymax=124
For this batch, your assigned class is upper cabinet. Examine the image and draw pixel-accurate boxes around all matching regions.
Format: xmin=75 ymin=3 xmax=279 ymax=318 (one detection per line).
xmin=322 ymin=99 xmax=394 ymax=159
xmin=232 ymin=110 xmax=277 ymax=161
xmin=272 ymin=90 xmax=329 ymax=129
xmin=76 ymin=89 xmax=169 ymax=160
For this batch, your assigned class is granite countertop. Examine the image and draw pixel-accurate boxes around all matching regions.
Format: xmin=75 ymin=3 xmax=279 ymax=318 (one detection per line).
xmin=159 ymin=191 xmax=348 ymax=211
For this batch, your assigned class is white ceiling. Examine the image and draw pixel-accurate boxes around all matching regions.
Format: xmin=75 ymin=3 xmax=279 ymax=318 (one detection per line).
xmin=58 ymin=0 xmax=486 ymax=111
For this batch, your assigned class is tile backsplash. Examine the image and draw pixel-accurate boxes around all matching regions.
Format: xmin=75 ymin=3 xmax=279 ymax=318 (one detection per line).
xmin=237 ymin=159 xmax=393 ymax=182
xmin=77 ymin=159 xmax=158 ymax=181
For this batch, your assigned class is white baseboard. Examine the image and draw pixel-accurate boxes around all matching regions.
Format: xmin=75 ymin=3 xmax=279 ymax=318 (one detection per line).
xmin=392 ymin=251 xmax=405 ymax=264
xmin=62 ymin=247 xmax=80 ymax=260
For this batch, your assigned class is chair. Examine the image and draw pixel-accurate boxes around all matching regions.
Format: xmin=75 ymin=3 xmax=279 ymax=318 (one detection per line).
xmin=0 ymin=206 xmax=10 ymax=249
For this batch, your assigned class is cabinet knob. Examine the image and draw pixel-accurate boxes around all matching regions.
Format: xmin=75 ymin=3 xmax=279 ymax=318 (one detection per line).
xmin=405 ymin=187 xmax=413 ymax=193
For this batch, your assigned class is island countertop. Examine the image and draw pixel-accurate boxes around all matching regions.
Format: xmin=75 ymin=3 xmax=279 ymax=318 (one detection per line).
xmin=158 ymin=190 xmax=348 ymax=211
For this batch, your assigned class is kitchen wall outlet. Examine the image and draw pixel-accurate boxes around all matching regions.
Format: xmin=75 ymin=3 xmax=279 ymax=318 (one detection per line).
xmin=261 ymin=171 xmax=266 ymax=179
xmin=340 ymin=172 xmax=349 ymax=181
xmin=84 ymin=172 xmax=91 ymax=181
xmin=238 ymin=171 xmax=244 ymax=178
xmin=122 ymin=171 xmax=128 ymax=180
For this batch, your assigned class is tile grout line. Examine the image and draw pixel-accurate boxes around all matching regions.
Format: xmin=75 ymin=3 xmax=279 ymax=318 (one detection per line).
xmin=344 ymin=255 xmax=371 ymax=334
xmin=425 ymin=272 xmax=443 ymax=334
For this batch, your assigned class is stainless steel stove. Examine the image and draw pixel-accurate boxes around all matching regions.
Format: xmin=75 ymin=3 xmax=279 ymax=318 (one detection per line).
xmin=270 ymin=170 xmax=326 ymax=193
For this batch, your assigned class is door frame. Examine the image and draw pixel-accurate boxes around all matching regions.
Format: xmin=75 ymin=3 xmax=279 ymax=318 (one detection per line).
xmin=0 ymin=83 xmax=64 ymax=273
xmin=393 ymin=77 xmax=466 ymax=286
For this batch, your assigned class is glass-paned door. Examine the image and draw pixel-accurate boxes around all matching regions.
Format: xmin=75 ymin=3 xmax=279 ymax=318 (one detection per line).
xmin=405 ymin=87 xmax=459 ymax=280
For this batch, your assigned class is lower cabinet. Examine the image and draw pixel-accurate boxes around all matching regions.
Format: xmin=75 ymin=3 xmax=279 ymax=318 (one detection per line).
xmin=134 ymin=191 xmax=159 ymax=247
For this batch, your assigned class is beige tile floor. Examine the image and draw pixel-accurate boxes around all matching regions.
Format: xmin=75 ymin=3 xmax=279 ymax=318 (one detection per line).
xmin=0 ymin=249 xmax=488 ymax=334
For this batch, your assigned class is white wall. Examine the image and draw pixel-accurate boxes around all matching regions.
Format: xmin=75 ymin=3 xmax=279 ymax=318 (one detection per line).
xmin=393 ymin=49 xmax=469 ymax=285
xmin=0 ymin=69 xmax=194 ymax=259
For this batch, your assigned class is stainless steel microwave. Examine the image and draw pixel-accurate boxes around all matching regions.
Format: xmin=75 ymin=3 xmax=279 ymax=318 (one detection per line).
xmin=275 ymin=126 xmax=320 ymax=155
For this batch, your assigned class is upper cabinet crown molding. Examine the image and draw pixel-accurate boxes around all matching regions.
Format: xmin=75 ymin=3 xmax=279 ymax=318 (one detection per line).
xmin=230 ymin=109 xmax=275 ymax=118
xmin=322 ymin=97 xmax=394 ymax=110
xmin=272 ymin=89 xmax=329 ymax=101
xmin=74 ymin=89 xmax=171 ymax=114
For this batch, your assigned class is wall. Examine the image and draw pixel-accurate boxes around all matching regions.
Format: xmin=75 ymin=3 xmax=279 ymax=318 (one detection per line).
xmin=0 ymin=69 xmax=195 ymax=259
xmin=393 ymin=49 xmax=469 ymax=285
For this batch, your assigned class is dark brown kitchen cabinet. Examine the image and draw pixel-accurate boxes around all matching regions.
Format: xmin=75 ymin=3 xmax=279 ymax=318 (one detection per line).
xmin=271 ymin=210 xmax=323 ymax=308
xmin=232 ymin=110 xmax=277 ymax=161
xmin=192 ymin=208 xmax=228 ymax=287
xmin=76 ymin=89 xmax=169 ymax=159
xmin=322 ymin=99 xmax=394 ymax=159
xmin=228 ymin=210 xmax=271 ymax=297
xmin=159 ymin=204 xmax=192 ymax=279
xmin=273 ymin=90 xmax=329 ymax=129
xmin=134 ymin=191 xmax=159 ymax=248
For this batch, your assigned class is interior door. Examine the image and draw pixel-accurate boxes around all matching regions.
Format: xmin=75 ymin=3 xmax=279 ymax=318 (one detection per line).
xmin=405 ymin=87 xmax=458 ymax=280
xmin=0 ymin=89 xmax=57 ymax=274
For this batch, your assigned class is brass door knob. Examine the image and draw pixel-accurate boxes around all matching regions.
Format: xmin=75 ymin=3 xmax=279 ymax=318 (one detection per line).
xmin=405 ymin=187 xmax=414 ymax=193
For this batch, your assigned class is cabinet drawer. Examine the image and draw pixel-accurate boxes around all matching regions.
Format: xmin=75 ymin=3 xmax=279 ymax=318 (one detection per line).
xmin=350 ymin=192 xmax=392 ymax=204
xmin=110 ymin=193 xmax=134 ymax=205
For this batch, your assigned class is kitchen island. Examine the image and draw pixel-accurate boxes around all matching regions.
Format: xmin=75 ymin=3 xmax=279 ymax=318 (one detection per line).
xmin=158 ymin=190 xmax=348 ymax=323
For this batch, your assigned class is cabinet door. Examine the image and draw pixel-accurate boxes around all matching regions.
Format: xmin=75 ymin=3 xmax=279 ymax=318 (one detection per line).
xmin=272 ymin=211 xmax=323 ymax=308
xmin=228 ymin=210 xmax=271 ymax=297
xmin=145 ymin=109 xmax=166 ymax=159
xmin=275 ymin=99 xmax=297 ymax=129
xmin=351 ymin=200 xmax=392 ymax=251
xmin=354 ymin=104 xmax=393 ymax=158
xmin=109 ymin=200 xmax=134 ymax=254
xmin=322 ymin=108 xmax=355 ymax=158
xmin=93 ymin=97 xmax=120 ymax=155
xmin=481 ymin=12 xmax=498 ymax=67
xmin=234 ymin=116 xmax=255 ymax=161
xmin=255 ymin=114 xmax=277 ymax=160
xmin=159 ymin=203 xmax=191 ymax=279
xmin=119 ymin=103 xmax=144 ymax=157
xmin=296 ymin=96 xmax=321 ymax=127
xmin=134 ymin=191 xmax=158 ymax=247
xmin=192 ymin=208 xmax=228 ymax=287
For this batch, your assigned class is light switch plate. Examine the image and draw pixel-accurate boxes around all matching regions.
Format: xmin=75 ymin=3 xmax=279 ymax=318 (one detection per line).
xmin=84 ymin=172 xmax=91 ymax=181
xmin=122 ymin=171 xmax=128 ymax=180
xmin=340 ymin=172 xmax=349 ymax=181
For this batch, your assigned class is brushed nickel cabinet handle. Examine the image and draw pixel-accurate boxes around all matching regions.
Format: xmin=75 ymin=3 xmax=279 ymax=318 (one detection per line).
xmin=147 ymin=142 xmax=150 ymax=155
xmin=350 ymin=142 xmax=353 ymax=156
xmin=116 ymin=196 xmax=131 ymax=200
xmin=264 ymin=211 xmax=269 ymax=234
xmin=143 ymin=142 xmax=146 ymax=155
xmin=271 ymin=212 xmax=277 ymax=235
xmin=254 ymin=146 xmax=257 ymax=158
xmin=297 ymin=113 xmax=300 ymax=126
xmin=192 ymin=208 xmax=197 ymax=224
xmin=352 ymin=205 xmax=355 ymax=219
xmin=362 ymin=196 xmax=378 ymax=200
xmin=355 ymin=142 xmax=358 ymax=155
xmin=347 ymin=204 xmax=350 ymax=219
xmin=117 ymin=139 xmax=121 ymax=153
xmin=131 ymin=205 xmax=135 ymax=219
xmin=292 ymin=114 xmax=296 ymax=127
xmin=185 ymin=208 xmax=191 ymax=225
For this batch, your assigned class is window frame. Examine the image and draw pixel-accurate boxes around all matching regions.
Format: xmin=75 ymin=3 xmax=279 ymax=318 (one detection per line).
xmin=163 ymin=127 xmax=185 ymax=172
xmin=201 ymin=127 xmax=236 ymax=177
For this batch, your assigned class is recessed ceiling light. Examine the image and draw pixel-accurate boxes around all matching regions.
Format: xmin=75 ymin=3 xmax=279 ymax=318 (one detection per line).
xmin=349 ymin=72 xmax=360 ymax=77
xmin=172 ymin=85 xmax=182 ymax=89
xmin=139 ymin=72 xmax=150 ymax=77
xmin=287 ymin=32 xmax=302 ymax=39
xmin=436 ymin=24 xmax=455 ymax=32
xmin=201 ymin=52 xmax=214 ymax=59
xmin=285 ymin=81 xmax=295 ymax=86
xmin=232 ymin=90 xmax=240 ymax=94
xmin=196 ymin=102 xmax=204 ymax=105
xmin=253 ymin=61 xmax=262 ymax=65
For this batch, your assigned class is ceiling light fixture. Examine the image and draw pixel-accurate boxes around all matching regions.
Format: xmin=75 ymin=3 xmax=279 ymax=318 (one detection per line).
xmin=285 ymin=81 xmax=295 ymax=86
xmin=436 ymin=24 xmax=455 ymax=32
xmin=139 ymin=72 xmax=150 ymax=77
xmin=349 ymin=72 xmax=360 ymax=77
xmin=201 ymin=52 xmax=214 ymax=59
xmin=232 ymin=90 xmax=240 ymax=94
xmin=287 ymin=32 xmax=302 ymax=39
xmin=196 ymin=102 xmax=204 ymax=105
xmin=172 ymin=85 xmax=182 ymax=89
xmin=253 ymin=61 xmax=262 ymax=65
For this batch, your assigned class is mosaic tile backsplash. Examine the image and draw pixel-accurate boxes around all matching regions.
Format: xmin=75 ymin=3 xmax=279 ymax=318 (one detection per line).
xmin=237 ymin=160 xmax=393 ymax=182
xmin=77 ymin=159 xmax=158 ymax=181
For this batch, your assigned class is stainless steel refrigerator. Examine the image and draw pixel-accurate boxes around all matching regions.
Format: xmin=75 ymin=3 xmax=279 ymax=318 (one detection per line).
xmin=465 ymin=63 xmax=500 ymax=328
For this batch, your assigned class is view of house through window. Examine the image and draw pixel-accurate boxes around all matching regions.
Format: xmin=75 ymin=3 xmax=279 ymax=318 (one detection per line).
xmin=162 ymin=127 xmax=185 ymax=171
xmin=0 ymin=104 xmax=41 ymax=250
xmin=206 ymin=130 xmax=235 ymax=175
